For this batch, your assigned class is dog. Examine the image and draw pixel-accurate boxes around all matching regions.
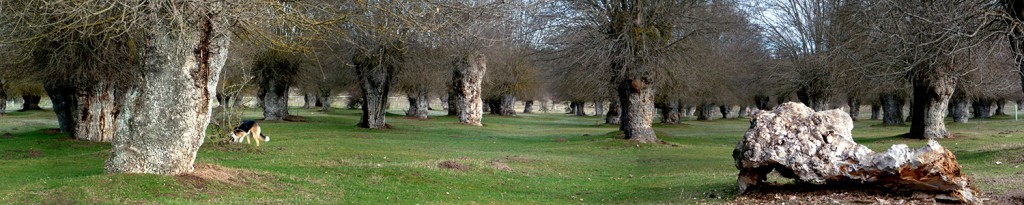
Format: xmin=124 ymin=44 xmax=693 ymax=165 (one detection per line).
xmin=229 ymin=120 xmax=269 ymax=146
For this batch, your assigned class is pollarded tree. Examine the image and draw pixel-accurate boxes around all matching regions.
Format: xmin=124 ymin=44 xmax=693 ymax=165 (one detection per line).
xmin=484 ymin=47 xmax=542 ymax=116
xmin=253 ymin=49 xmax=302 ymax=121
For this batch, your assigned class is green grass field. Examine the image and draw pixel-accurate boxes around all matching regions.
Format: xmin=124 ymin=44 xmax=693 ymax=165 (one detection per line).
xmin=0 ymin=107 xmax=1022 ymax=204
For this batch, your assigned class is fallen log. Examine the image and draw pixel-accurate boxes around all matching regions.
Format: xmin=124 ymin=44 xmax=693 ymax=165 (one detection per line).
xmin=733 ymin=102 xmax=980 ymax=203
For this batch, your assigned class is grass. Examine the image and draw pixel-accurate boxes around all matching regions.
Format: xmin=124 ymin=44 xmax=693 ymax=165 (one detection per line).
xmin=0 ymin=107 xmax=1022 ymax=204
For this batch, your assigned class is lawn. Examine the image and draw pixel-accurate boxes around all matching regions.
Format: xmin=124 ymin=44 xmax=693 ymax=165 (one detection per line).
xmin=0 ymin=107 xmax=1022 ymax=204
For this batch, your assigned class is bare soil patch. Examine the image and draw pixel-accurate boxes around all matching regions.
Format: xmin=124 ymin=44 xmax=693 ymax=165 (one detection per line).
xmin=438 ymin=160 xmax=469 ymax=171
xmin=0 ymin=149 xmax=43 ymax=159
xmin=42 ymin=129 xmax=61 ymax=135
xmin=0 ymin=132 xmax=13 ymax=139
xmin=489 ymin=161 xmax=513 ymax=172
xmin=175 ymin=164 xmax=263 ymax=190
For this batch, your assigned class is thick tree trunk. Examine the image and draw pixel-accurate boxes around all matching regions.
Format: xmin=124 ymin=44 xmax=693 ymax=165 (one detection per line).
xmin=346 ymin=96 xmax=362 ymax=109
xmin=318 ymin=87 xmax=332 ymax=112
xmin=697 ymin=103 xmax=715 ymax=121
xmin=880 ymin=93 xmax=905 ymax=126
xmin=660 ymin=99 xmax=680 ymax=124
xmin=72 ymin=83 xmax=123 ymax=142
xmin=594 ymin=100 xmax=605 ymax=117
xmin=0 ymin=80 xmax=6 ymax=115
xmin=405 ymin=86 xmax=429 ymax=119
xmin=303 ymin=93 xmax=317 ymax=109
xmin=106 ymin=4 xmax=231 ymax=174
xmin=971 ymin=99 xmax=993 ymax=119
xmin=684 ymin=106 xmax=695 ymax=117
xmin=450 ymin=53 xmax=486 ymax=126
xmin=523 ymin=100 xmax=534 ymax=113
xmin=870 ymin=102 xmax=881 ymax=120
xmin=720 ymin=105 xmax=733 ymax=119
xmin=483 ymin=99 xmax=493 ymax=113
xmin=908 ymin=78 xmax=954 ymax=139
xmin=995 ymin=99 xmax=1006 ymax=116
xmin=259 ymin=79 xmax=289 ymax=121
xmin=45 ymin=83 xmax=78 ymax=135
xmin=605 ymin=98 xmax=621 ymax=124
xmin=354 ymin=48 xmax=397 ymax=129
xmin=738 ymin=106 xmax=749 ymax=118
xmin=573 ymin=101 xmax=586 ymax=116
xmin=847 ymin=97 xmax=860 ymax=121
xmin=617 ymin=77 xmax=657 ymax=143
xmin=21 ymin=95 xmax=42 ymax=111
xmin=540 ymin=99 xmax=550 ymax=113
xmin=440 ymin=96 xmax=449 ymax=112
xmin=949 ymin=95 xmax=969 ymax=123
xmin=754 ymin=95 xmax=771 ymax=110
xmin=490 ymin=94 xmax=516 ymax=116
xmin=233 ymin=95 xmax=244 ymax=108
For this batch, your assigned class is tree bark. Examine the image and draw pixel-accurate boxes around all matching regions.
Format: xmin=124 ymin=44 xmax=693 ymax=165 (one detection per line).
xmin=450 ymin=53 xmax=486 ymax=126
xmin=594 ymin=100 xmax=605 ymax=117
xmin=697 ymin=103 xmax=716 ymax=121
xmin=880 ymin=93 xmax=905 ymax=126
xmin=540 ymin=99 xmax=550 ymax=113
xmin=605 ymin=98 xmax=621 ymax=124
xmin=847 ymin=97 xmax=860 ymax=121
xmin=0 ymin=80 xmax=6 ymax=116
xmin=908 ymin=77 xmax=954 ymax=139
xmin=870 ymin=102 xmax=881 ymax=120
xmin=106 ymin=3 xmax=231 ymax=174
xmin=949 ymin=94 xmax=969 ymax=123
xmin=303 ymin=93 xmax=317 ymax=109
xmin=971 ymin=98 xmax=993 ymax=119
xmin=719 ymin=105 xmax=733 ymax=119
xmin=406 ymin=86 xmax=430 ymax=119
xmin=490 ymin=94 xmax=516 ymax=116
xmin=346 ymin=96 xmax=362 ymax=109
xmin=617 ymin=77 xmax=657 ymax=143
xmin=737 ymin=106 xmax=748 ymax=118
xmin=318 ymin=87 xmax=332 ymax=112
xmin=259 ymin=78 xmax=290 ymax=121
xmin=995 ymin=99 xmax=1006 ymax=116
xmin=573 ymin=101 xmax=586 ymax=116
xmin=20 ymin=95 xmax=42 ymax=111
xmin=45 ymin=83 xmax=78 ymax=135
xmin=523 ymin=100 xmax=534 ymax=114
xmin=354 ymin=48 xmax=398 ymax=129
xmin=754 ymin=95 xmax=771 ymax=110
xmin=440 ymin=96 xmax=449 ymax=112
xmin=660 ymin=99 xmax=680 ymax=124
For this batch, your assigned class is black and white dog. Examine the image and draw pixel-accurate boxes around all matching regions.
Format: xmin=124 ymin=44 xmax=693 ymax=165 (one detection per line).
xmin=229 ymin=120 xmax=269 ymax=146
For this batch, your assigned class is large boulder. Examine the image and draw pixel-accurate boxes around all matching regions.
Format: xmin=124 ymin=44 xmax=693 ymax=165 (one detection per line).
xmin=733 ymin=102 xmax=979 ymax=203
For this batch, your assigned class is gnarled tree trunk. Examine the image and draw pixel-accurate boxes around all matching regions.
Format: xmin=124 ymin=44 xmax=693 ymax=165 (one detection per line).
xmin=870 ymin=102 xmax=881 ymax=120
xmin=949 ymin=94 xmax=969 ymax=123
xmin=594 ymin=100 xmax=605 ymax=117
xmin=617 ymin=77 xmax=657 ymax=143
xmin=880 ymin=93 xmax=905 ymax=126
xmin=605 ymin=98 xmax=621 ymax=124
xmin=719 ymin=105 xmax=733 ymax=119
xmin=908 ymin=77 xmax=954 ymax=139
xmin=523 ymin=100 xmax=534 ymax=113
xmin=0 ymin=80 xmax=6 ymax=115
xmin=971 ymin=98 xmax=992 ymax=119
xmin=259 ymin=78 xmax=290 ymax=121
xmin=354 ymin=48 xmax=398 ymax=129
xmin=405 ymin=85 xmax=429 ymax=119
xmin=46 ymin=81 xmax=123 ymax=142
xmin=754 ymin=95 xmax=771 ymax=110
xmin=106 ymin=3 xmax=231 ymax=174
xmin=318 ymin=87 xmax=332 ymax=112
xmin=573 ymin=101 xmax=586 ymax=116
xmin=21 ymin=95 xmax=42 ymax=111
xmin=737 ymin=106 xmax=748 ymax=118
xmin=995 ymin=99 xmax=1006 ymax=116
xmin=490 ymin=94 xmax=516 ymax=116
xmin=303 ymin=93 xmax=317 ymax=109
xmin=697 ymin=103 xmax=716 ymax=121
xmin=660 ymin=99 xmax=680 ymax=124
xmin=450 ymin=53 xmax=486 ymax=126
xmin=847 ymin=97 xmax=860 ymax=121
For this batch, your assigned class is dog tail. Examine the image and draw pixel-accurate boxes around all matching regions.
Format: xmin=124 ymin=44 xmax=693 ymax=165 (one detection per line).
xmin=260 ymin=133 xmax=270 ymax=142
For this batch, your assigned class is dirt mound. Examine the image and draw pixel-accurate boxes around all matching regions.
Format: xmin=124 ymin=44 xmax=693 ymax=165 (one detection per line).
xmin=0 ymin=149 xmax=42 ymax=159
xmin=0 ymin=133 xmax=13 ymax=139
xmin=438 ymin=160 xmax=469 ymax=171
xmin=175 ymin=164 xmax=262 ymax=189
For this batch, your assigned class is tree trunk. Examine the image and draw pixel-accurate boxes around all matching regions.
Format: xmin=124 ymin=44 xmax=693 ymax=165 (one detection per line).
xmin=483 ymin=99 xmax=493 ymax=113
xmin=880 ymin=93 xmax=905 ymax=126
xmin=697 ymin=103 xmax=716 ymax=121
xmin=719 ymin=105 xmax=733 ymax=119
xmin=972 ymin=98 xmax=992 ymax=119
xmin=573 ymin=101 xmax=586 ymax=116
xmin=737 ymin=106 xmax=748 ymax=118
xmin=605 ymin=98 xmax=621 ymax=124
xmin=354 ymin=48 xmax=397 ymax=129
xmin=440 ymin=96 xmax=449 ymax=112
xmin=106 ymin=4 xmax=231 ymax=174
xmin=617 ymin=77 xmax=657 ymax=143
xmin=318 ymin=87 xmax=332 ymax=112
xmin=870 ymin=102 xmax=881 ymax=120
xmin=754 ymin=95 xmax=770 ymax=110
xmin=847 ymin=97 xmax=860 ymax=121
xmin=0 ymin=80 xmax=6 ymax=116
xmin=949 ymin=94 xmax=969 ymax=123
xmin=450 ymin=53 xmax=486 ymax=126
xmin=303 ymin=93 xmax=317 ymax=109
xmin=684 ymin=106 xmax=695 ymax=117
xmin=21 ymin=95 xmax=42 ymax=111
xmin=907 ymin=77 xmax=954 ymax=139
xmin=995 ymin=99 xmax=1006 ymax=116
xmin=45 ymin=83 xmax=79 ymax=135
xmin=405 ymin=85 xmax=429 ymax=119
xmin=259 ymin=78 xmax=290 ymax=121
xmin=233 ymin=95 xmax=244 ymax=108
xmin=594 ymin=100 xmax=605 ymax=117
xmin=523 ymin=100 xmax=534 ymax=114
xmin=491 ymin=94 xmax=516 ymax=116
xmin=540 ymin=99 xmax=550 ymax=113
xmin=661 ymin=99 xmax=680 ymax=124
